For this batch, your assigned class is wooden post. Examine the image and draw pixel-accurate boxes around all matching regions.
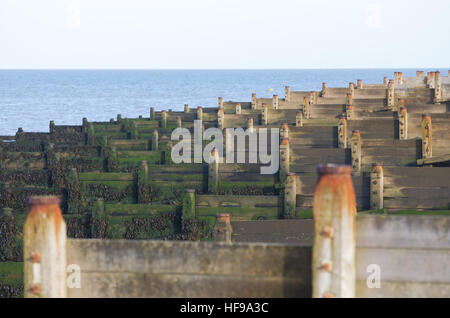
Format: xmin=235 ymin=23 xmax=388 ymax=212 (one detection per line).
xmin=345 ymin=105 xmax=354 ymax=120
xmin=235 ymin=103 xmax=241 ymax=115
xmin=261 ymin=103 xmax=268 ymax=125
xmin=280 ymin=123 xmax=289 ymax=139
xmin=338 ymin=117 xmax=347 ymax=149
xmin=383 ymin=77 xmax=388 ymax=85
xmin=152 ymin=130 xmax=159 ymax=151
xmin=416 ymin=70 xmax=425 ymax=82
xmin=296 ymin=111 xmax=303 ymax=127
xmin=248 ymin=117 xmax=254 ymax=133
xmin=322 ymin=83 xmax=327 ymax=97
xmin=218 ymin=97 xmax=223 ymax=110
xmin=387 ymin=80 xmax=395 ymax=109
xmin=161 ymin=110 xmax=167 ymax=128
xmin=217 ymin=108 xmax=224 ymax=130
xmin=427 ymin=71 xmax=435 ymax=88
xmin=213 ymin=214 xmax=232 ymax=243
xmin=303 ymin=97 xmax=311 ymax=119
xmin=370 ymin=163 xmax=384 ymax=210
xmin=280 ymin=138 xmax=290 ymax=181
xmin=284 ymin=173 xmax=296 ymax=219
xmin=150 ymin=107 xmax=155 ymax=120
xmin=313 ymin=165 xmax=356 ymax=298
xmin=251 ymin=93 xmax=257 ymax=110
xmin=434 ymin=71 xmax=442 ymax=103
xmin=351 ymin=130 xmax=361 ymax=175
xmin=177 ymin=116 xmax=182 ymax=128
xmin=357 ymin=79 xmax=363 ymax=89
xmin=208 ymin=149 xmax=219 ymax=193
xmin=136 ymin=160 xmax=149 ymax=204
xmin=184 ymin=104 xmax=190 ymax=113
xmin=422 ymin=114 xmax=432 ymax=159
xmin=182 ymin=189 xmax=196 ymax=220
xmin=272 ymin=94 xmax=279 ymax=110
xmin=349 ymin=82 xmax=355 ymax=96
xmin=285 ymin=86 xmax=291 ymax=102
xmin=398 ymin=107 xmax=408 ymax=140
xmin=24 ymin=196 xmax=67 ymax=298
xmin=346 ymin=93 xmax=353 ymax=106
xmin=197 ymin=106 xmax=203 ymax=121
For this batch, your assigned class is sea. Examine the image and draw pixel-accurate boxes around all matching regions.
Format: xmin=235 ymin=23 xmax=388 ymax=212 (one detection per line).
xmin=0 ymin=69 xmax=447 ymax=136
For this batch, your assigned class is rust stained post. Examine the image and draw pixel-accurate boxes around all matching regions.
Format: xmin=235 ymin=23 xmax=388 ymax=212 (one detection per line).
xmin=284 ymin=173 xmax=297 ymax=219
xmin=387 ymin=80 xmax=395 ymax=109
xmin=398 ymin=107 xmax=408 ymax=140
xmin=217 ymin=108 xmax=224 ymax=130
xmin=303 ymin=96 xmax=310 ymax=119
xmin=280 ymin=123 xmax=289 ymax=139
xmin=261 ymin=103 xmax=268 ymax=125
xmin=416 ymin=70 xmax=425 ymax=82
xmin=213 ymin=214 xmax=232 ymax=243
xmin=218 ymin=97 xmax=223 ymax=110
xmin=313 ymin=165 xmax=356 ymax=298
xmin=346 ymin=93 xmax=353 ymax=106
xmin=370 ymin=163 xmax=384 ymax=210
xmin=349 ymin=82 xmax=355 ymax=96
xmin=434 ymin=71 xmax=442 ymax=103
xmin=251 ymin=93 xmax=257 ymax=110
xmin=427 ymin=71 xmax=435 ymax=88
xmin=177 ymin=116 xmax=182 ymax=128
xmin=351 ymin=130 xmax=362 ymax=175
xmin=338 ymin=117 xmax=347 ymax=149
xmin=248 ymin=117 xmax=254 ymax=133
xmin=285 ymin=86 xmax=291 ymax=102
xmin=311 ymin=91 xmax=318 ymax=105
xmin=279 ymin=138 xmax=290 ymax=181
xmin=296 ymin=111 xmax=303 ymax=127
xmin=322 ymin=83 xmax=327 ymax=97
xmin=235 ymin=103 xmax=241 ymax=115
xmin=197 ymin=106 xmax=203 ymax=121
xmin=357 ymin=79 xmax=363 ymax=89
xmin=422 ymin=114 xmax=432 ymax=159
xmin=24 ymin=196 xmax=67 ymax=298
xmin=383 ymin=76 xmax=388 ymax=85
xmin=273 ymin=94 xmax=279 ymax=110
xmin=345 ymin=105 xmax=354 ymax=120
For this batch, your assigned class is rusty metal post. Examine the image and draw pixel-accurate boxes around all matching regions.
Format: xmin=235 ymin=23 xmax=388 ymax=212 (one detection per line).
xmin=285 ymin=86 xmax=291 ymax=102
xmin=217 ymin=108 xmax=224 ymax=130
xmin=338 ymin=117 xmax=347 ymax=149
xmin=235 ymin=103 xmax=241 ymax=115
xmin=261 ymin=103 xmax=268 ymax=125
xmin=213 ymin=214 xmax=232 ymax=243
xmin=351 ymin=130 xmax=361 ymax=175
xmin=398 ymin=107 xmax=408 ymax=140
xmin=251 ymin=93 xmax=257 ymax=110
xmin=284 ymin=173 xmax=297 ymax=219
xmin=24 ymin=196 xmax=67 ymax=298
xmin=197 ymin=106 xmax=203 ymax=121
xmin=273 ymin=94 xmax=279 ymax=110
xmin=280 ymin=123 xmax=289 ymax=139
xmin=296 ymin=111 xmax=303 ymax=127
xmin=370 ymin=163 xmax=384 ymax=210
xmin=313 ymin=164 xmax=356 ymax=298
xmin=422 ymin=114 xmax=432 ymax=159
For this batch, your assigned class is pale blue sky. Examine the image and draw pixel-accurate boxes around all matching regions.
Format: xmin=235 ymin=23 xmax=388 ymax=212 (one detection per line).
xmin=0 ymin=0 xmax=449 ymax=69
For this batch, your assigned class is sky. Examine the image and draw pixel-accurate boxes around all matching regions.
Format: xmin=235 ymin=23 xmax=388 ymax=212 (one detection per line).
xmin=0 ymin=0 xmax=449 ymax=69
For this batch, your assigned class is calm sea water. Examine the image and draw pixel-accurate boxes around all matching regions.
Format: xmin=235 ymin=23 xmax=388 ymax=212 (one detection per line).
xmin=0 ymin=69 xmax=447 ymax=136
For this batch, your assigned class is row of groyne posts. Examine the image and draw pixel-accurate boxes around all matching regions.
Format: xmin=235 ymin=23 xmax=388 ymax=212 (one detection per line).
xmin=24 ymin=164 xmax=358 ymax=298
